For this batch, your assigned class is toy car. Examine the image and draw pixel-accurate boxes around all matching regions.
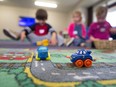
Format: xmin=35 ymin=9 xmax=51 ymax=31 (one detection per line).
xmin=34 ymin=39 xmax=49 ymax=46
xmin=36 ymin=46 xmax=50 ymax=61
xmin=70 ymin=49 xmax=93 ymax=68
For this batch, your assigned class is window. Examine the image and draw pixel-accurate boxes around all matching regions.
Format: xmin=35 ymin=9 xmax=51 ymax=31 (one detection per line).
xmin=83 ymin=51 xmax=86 ymax=54
xmin=106 ymin=6 xmax=116 ymax=27
xmin=80 ymin=51 xmax=82 ymax=54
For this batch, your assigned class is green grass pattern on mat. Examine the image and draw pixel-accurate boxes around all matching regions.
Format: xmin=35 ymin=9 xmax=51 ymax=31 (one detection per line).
xmin=0 ymin=72 xmax=19 ymax=87
xmin=50 ymin=50 xmax=72 ymax=63
xmin=75 ymin=80 xmax=116 ymax=87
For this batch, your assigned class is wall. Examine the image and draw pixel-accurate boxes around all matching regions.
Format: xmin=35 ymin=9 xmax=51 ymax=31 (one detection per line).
xmin=0 ymin=5 xmax=69 ymax=39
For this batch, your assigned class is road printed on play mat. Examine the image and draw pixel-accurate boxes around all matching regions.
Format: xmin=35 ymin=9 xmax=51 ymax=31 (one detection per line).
xmin=31 ymin=58 xmax=116 ymax=82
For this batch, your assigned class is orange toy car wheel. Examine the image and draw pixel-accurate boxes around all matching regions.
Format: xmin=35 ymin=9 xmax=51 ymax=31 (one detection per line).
xmin=75 ymin=60 xmax=83 ymax=68
xmin=84 ymin=59 xmax=92 ymax=68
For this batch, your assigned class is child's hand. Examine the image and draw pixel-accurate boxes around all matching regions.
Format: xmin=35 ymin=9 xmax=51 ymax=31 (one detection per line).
xmin=51 ymin=37 xmax=57 ymax=45
xmin=110 ymin=28 xmax=116 ymax=34
xmin=95 ymin=38 xmax=100 ymax=41
xmin=90 ymin=36 xmax=100 ymax=41
xmin=93 ymin=38 xmax=100 ymax=41
xmin=20 ymin=31 xmax=26 ymax=41
xmin=50 ymin=32 xmax=57 ymax=45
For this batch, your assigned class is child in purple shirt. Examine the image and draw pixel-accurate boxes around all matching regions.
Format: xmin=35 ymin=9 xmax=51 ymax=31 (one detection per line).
xmin=88 ymin=6 xmax=115 ymax=41
xmin=89 ymin=21 xmax=111 ymax=40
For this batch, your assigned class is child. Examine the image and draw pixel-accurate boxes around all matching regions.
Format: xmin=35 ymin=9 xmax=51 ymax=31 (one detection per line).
xmin=88 ymin=6 xmax=115 ymax=41
xmin=3 ymin=9 xmax=64 ymax=46
xmin=67 ymin=11 xmax=86 ymax=46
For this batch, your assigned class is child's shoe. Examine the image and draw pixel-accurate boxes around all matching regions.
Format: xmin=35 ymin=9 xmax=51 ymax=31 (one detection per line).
xmin=3 ymin=29 xmax=20 ymax=40
xmin=66 ymin=38 xmax=74 ymax=47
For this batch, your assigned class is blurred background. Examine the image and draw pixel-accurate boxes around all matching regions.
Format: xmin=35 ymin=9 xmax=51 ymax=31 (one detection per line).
xmin=0 ymin=0 xmax=115 ymax=40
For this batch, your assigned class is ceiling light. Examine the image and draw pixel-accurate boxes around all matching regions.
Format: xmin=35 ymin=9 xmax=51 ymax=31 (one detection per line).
xmin=34 ymin=1 xmax=57 ymax=8
xmin=0 ymin=0 xmax=4 ymax=1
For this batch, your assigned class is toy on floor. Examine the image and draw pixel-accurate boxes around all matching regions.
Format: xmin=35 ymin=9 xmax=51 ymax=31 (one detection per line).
xmin=34 ymin=39 xmax=49 ymax=46
xmin=36 ymin=46 xmax=51 ymax=61
xmin=70 ymin=49 xmax=93 ymax=68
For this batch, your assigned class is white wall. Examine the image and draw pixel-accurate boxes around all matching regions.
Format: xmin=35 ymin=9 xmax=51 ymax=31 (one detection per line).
xmin=0 ymin=5 xmax=69 ymax=39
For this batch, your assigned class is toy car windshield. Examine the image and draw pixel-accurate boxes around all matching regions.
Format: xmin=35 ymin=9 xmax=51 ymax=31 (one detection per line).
xmin=76 ymin=50 xmax=86 ymax=55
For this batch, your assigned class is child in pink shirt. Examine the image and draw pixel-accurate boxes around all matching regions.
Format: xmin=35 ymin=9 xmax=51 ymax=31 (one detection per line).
xmin=88 ymin=6 xmax=116 ymax=41
xmin=67 ymin=11 xmax=86 ymax=46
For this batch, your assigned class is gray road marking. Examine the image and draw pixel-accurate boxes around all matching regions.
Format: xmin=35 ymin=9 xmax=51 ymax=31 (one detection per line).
xmin=73 ymin=75 xmax=99 ymax=80
xmin=35 ymin=61 xmax=38 ymax=67
xmin=41 ymin=67 xmax=45 ymax=71
xmin=51 ymin=72 xmax=60 ymax=75
xmin=67 ymin=73 xmax=76 ymax=75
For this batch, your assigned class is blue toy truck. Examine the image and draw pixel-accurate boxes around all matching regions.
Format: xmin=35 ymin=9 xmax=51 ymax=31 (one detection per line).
xmin=71 ymin=49 xmax=93 ymax=68
xmin=36 ymin=46 xmax=50 ymax=61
